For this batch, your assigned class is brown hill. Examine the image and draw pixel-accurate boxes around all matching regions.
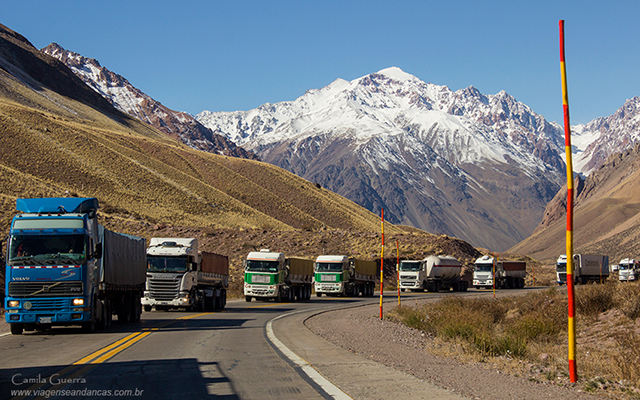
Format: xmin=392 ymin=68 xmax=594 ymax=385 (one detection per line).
xmin=0 ymin=22 xmax=483 ymax=288
xmin=509 ymin=141 xmax=640 ymax=263
xmin=41 ymin=42 xmax=259 ymax=161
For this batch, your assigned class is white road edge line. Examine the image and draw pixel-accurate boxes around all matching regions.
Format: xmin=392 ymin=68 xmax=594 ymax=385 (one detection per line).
xmin=266 ymin=311 xmax=353 ymax=400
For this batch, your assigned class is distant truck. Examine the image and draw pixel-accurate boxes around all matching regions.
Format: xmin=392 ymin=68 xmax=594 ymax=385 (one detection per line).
xmin=4 ymin=198 xmax=146 ymax=335
xmin=399 ymin=256 xmax=468 ymax=292
xmin=314 ymin=255 xmax=377 ymax=297
xmin=556 ymin=254 xmax=609 ymax=285
xmin=473 ymin=256 xmax=526 ymax=289
xmin=244 ymin=249 xmax=313 ymax=302
xmin=617 ymin=258 xmax=639 ymax=282
xmin=142 ymin=238 xmax=229 ymax=311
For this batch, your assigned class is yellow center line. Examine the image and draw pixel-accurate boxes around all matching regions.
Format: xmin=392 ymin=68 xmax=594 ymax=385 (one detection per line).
xmin=74 ymin=312 xmax=212 ymax=365
xmin=90 ymin=331 xmax=152 ymax=364
xmin=250 ymin=302 xmax=292 ymax=308
xmin=10 ymin=313 xmax=214 ymax=400
xmin=73 ymin=332 xmax=144 ymax=365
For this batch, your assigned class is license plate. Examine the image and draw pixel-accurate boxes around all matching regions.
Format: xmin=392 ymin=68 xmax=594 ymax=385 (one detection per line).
xmin=39 ymin=317 xmax=52 ymax=323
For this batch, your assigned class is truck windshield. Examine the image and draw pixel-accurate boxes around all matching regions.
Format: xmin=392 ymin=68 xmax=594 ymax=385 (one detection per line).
xmin=246 ymin=260 xmax=279 ymax=272
xmin=474 ymin=265 xmax=493 ymax=273
xmin=8 ymin=234 xmax=86 ymax=266
xmin=619 ymin=264 xmax=630 ymax=270
xmin=147 ymin=256 xmax=188 ymax=272
xmin=315 ymin=262 xmax=343 ymax=272
xmin=399 ymin=261 xmax=421 ymax=271
xmin=556 ymin=263 xmax=566 ymax=272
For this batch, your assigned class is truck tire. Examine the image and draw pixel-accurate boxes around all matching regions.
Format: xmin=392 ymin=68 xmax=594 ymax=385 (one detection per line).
xmin=117 ymin=295 xmax=131 ymax=323
xmin=144 ymin=305 xmax=152 ymax=312
xmin=10 ymin=324 xmax=23 ymax=335
xmin=204 ymin=296 xmax=214 ymax=311
xmin=220 ymin=290 xmax=227 ymax=309
xmin=131 ymin=295 xmax=141 ymax=322
xmin=104 ymin=300 xmax=112 ymax=329
xmin=245 ymin=296 xmax=252 ymax=302
xmin=316 ymin=292 xmax=322 ymax=297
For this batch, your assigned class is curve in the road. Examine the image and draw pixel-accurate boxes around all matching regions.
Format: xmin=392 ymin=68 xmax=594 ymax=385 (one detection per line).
xmin=266 ymin=310 xmax=353 ymax=400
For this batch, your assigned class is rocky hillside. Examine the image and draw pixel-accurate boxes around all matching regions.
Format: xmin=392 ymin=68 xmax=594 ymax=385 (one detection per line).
xmin=41 ymin=43 xmax=258 ymax=160
xmin=509 ymin=141 xmax=640 ymax=263
xmin=570 ymin=96 xmax=640 ymax=175
xmin=0 ymin=22 xmax=406 ymax=237
xmin=197 ymin=68 xmax=566 ymax=251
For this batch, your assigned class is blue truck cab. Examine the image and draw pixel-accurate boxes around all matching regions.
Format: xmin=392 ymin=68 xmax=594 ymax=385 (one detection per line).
xmin=4 ymin=198 xmax=101 ymax=334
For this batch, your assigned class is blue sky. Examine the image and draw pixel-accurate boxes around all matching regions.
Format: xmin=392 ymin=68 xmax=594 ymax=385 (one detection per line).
xmin=2 ymin=1 xmax=638 ymax=124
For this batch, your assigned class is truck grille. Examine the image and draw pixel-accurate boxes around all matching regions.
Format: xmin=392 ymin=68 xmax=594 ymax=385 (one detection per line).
xmin=148 ymin=277 xmax=180 ymax=301
xmin=27 ymin=298 xmax=68 ymax=310
xmin=9 ymin=282 xmax=83 ymax=297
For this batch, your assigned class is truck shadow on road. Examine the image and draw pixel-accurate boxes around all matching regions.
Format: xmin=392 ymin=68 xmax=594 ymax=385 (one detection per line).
xmin=0 ymin=358 xmax=240 ymax=399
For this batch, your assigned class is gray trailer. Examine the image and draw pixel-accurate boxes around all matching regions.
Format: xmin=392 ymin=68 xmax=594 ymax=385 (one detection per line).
xmin=98 ymin=226 xmax=147 ymax=326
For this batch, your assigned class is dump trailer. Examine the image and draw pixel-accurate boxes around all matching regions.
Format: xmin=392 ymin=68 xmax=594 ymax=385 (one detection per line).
xmin=4 ymin=198 xmax=146 ymax=335
xmin=617 ymin=258 xmax=640 ymax=282
xmin=244 ymin=250 xmax=313 ymax=302
xmin=143 ymin=238 xmax=229 ymax=311
xmin=556 ymin=254 xmax=609 ymax=285
xmin=473 ymin=256 xmax=526 ymax=289
xmin=314 ymin=255 xmax=377 ymax=297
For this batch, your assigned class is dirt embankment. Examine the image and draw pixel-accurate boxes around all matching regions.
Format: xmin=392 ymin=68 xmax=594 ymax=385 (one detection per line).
xmin=306 ymin=300 xmax=607 ymax=400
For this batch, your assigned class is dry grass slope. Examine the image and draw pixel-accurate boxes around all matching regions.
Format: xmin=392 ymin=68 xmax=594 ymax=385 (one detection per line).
xmin=0 ymin=40 xmax=406 ymax=240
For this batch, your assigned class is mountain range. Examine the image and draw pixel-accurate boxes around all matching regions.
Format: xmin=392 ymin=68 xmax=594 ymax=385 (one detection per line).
xmin=3 ymin=22 xmax=490 ymax=287
xmin=196 ymin=68 xmax=569 ymax=251
xmin=41 ymin=39 xmax=640 ymax=253
xmin=40 ymin=43 xmax=258 ymax=161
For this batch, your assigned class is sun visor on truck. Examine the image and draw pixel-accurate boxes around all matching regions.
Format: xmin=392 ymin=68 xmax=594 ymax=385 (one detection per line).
xmin=16 ymin=198 xmax=99 ymax=214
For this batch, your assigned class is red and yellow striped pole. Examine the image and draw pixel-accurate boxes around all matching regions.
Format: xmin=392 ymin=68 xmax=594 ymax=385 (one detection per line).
xmin=559 ymin=19 xmax=577 ymax=383
xmin=397 ymin=240 xmax=401 ymax=306
xmin=380 ymin=208 xmax=384 ymax=319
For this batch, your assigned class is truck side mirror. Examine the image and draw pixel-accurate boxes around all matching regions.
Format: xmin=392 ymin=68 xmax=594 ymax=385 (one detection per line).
xmin=94 ymin=243 xmax=103 ymax=259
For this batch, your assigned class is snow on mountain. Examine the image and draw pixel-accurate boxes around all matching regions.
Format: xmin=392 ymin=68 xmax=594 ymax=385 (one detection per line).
xmin=197 ymin=67 xmax=568 ymax=250
xmin=41 ymin=43 xmax=258 ymax=160
xmin=566 ymin=97 xmax=640 ymax=175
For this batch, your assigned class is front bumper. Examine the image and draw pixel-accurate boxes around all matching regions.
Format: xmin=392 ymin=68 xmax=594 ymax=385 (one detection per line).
xmin=244 ymin=284 xmax=278 ymax=298
xmin=399 ymin=280 xmax=421 ymax=289
xmin=314 ymin=282 xmax=344 ymax=294
xmin=5 ymin=297 xmax=90 ymax=325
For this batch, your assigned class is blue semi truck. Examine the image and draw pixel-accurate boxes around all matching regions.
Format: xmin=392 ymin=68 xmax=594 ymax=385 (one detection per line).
xmin=4 ymin=198 xmax=146 ymax=334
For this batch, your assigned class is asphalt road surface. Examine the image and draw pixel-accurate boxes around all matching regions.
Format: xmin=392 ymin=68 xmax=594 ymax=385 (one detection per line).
xmin=0 ymin=290 xmax=516 ymax=400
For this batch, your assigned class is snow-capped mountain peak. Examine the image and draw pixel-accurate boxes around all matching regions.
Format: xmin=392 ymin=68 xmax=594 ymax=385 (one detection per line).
xmin=196 ymin=67 xmax=567 ymax=250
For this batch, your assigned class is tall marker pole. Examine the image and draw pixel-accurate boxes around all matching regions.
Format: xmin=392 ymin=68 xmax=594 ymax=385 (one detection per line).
xmin=397 ymin=240 xmax=401 ymax=306
xmin=559 ymin=19 xmax=577 ymax=383
xmin=380 ymin=209 xmax=385 ymax=319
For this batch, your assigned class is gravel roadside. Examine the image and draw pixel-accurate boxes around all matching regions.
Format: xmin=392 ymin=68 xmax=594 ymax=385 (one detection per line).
xmin=305 ymin=301 xmax=606 ymax=400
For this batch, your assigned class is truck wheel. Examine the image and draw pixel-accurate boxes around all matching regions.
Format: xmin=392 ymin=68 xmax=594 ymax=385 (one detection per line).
xmin=104 ymin=300 xmax=112 ymax=329
xmin=316 ymin=292 xmax=322 ymax=297
xmin=10 ymin=324 xmax=23 ymax=335
xmin=245 ymin=296 xmax=252 ymax=302
xmin=204 ymin=296 xmax=214 ymax=311
xmin=221 ymin=290 xmax=227 ymax=309
xmin=144 ymin=305 xmax=152 ymax=312
xmin=82 ymin=313 xmax=96 ymax=333
xmin=117 ymin=299 xmax=131 ymax=323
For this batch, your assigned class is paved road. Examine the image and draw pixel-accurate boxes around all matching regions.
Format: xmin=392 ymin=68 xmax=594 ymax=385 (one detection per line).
xmin=0 ymin=290 xmax=514 ymax=400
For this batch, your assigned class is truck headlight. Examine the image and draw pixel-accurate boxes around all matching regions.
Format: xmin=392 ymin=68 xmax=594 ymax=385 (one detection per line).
xmin=72 ymin=298 xmax=84 ymax=306
xmin=8 ymin=300 xmax=20 ymax=308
